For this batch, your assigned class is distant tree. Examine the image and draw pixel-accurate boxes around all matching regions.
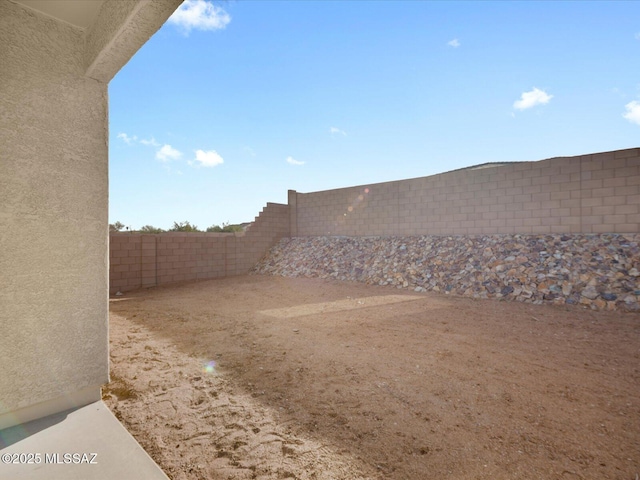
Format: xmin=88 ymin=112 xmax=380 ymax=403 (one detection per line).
xmin=170 ymin=221 xmax=201 ymax=232
xmin=139 ymin=225 xmax=164 ymax=234
xmin=225 ymin=224 xmax=244 ymax=233
xmin=207 ymin=222 xmax=244 ymax=233
xmin=109 ymin=221 xmax=125 ymax=232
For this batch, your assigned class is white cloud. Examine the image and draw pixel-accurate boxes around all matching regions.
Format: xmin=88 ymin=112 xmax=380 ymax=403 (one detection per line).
xmin=330 ymin=126 xmax=347 ymax=136
xmin=513 ymin=87 xmax=553 ymax=110
xmin=118 ymin=133 xmax=162 ymax=147
xmin=635 ymin=32 xmax=640 ymax=40
xmin=192 ymin=149 xmax=224 ymax=167
xmin=117 ymin=132 xmax=137 ymax=144
xmin=286 ymin=156 xmax=305 ymax=166
xmin=447 ymin=38 xmax=460 ymax=48
xmin=140 ymin=137 xmax=160 ymax=147
xmin=156 ymin=144 xmax=182 ymax=162
xmin=623 ymin=101 xmax=640 ymax=126
xmin=168 ymin=0 xmax=231 ymax=34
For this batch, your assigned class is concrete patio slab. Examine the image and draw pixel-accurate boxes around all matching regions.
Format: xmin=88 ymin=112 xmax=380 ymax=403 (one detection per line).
xmin=0 ymin=401 xmax=168 ymax=480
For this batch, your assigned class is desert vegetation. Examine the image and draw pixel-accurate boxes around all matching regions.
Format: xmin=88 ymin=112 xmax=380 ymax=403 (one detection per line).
xmin=109 ymin=220 xmax=247 ymax=233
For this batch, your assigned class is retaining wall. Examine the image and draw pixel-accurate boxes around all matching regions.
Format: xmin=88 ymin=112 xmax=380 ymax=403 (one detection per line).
xmin=290 ymin=148 xmax=640 ymax=237
xmin=109 ymin=202 xmax=289 ymax=294
xmin=254 ymin=234 xmax=640 ymax=311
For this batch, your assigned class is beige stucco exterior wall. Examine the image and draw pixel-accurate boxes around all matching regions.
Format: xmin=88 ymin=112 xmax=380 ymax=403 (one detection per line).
xmin=0 ymin=0 xmax=109 ymax=425
xmin=292 ymin=148 xmax=640 ymax=237
xmin=0 ymin=0 xmax=181 ymax=429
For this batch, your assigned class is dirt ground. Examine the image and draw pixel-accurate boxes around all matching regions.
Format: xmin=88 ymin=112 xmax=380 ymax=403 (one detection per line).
xmin=104 ymin=275 xmax=640 ymax=480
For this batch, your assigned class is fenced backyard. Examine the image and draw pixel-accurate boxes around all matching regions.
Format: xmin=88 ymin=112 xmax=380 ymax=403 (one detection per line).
xmin=105 ymin=148 xmax=640 ymax=479
xmin=105 ymin=275 xmax=640 ymax=480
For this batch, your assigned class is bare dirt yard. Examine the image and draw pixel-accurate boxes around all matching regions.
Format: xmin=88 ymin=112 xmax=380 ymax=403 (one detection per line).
xmin=104 ymin=275 xmax=640 ymax=480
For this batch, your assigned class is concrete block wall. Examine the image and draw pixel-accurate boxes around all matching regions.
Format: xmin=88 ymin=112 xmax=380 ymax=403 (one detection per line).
xmin=110 ymin=148 xmax=639 ymax=293
xmin=109 ymin=235 xmax=143 ymax=293
xmin=292 ymin=148 xmax=640 ymax=236
xmin=155 ymin=233 xmax=228 ymax=285
xmin=236 ymin=202 xmax=291 ymax=272
xmin=109 ymin=203 xmax=289 ymax=294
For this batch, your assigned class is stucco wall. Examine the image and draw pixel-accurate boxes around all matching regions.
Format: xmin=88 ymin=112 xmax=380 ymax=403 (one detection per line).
xmin=109 ymin=203 xmax=290 ymax=294
xmin=291 ymin=148 xmax=640 ymax=237
xmin=0 ymin=1 xmax=109 ymax=418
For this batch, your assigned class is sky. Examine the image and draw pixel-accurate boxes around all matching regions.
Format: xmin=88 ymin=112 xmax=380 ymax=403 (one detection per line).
xmin=109 ymin=0 xmax=640 ymax=231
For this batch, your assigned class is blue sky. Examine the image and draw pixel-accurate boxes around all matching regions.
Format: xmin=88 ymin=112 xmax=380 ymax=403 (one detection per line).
xmin=109 ymin=0 xmax=640 ymax=230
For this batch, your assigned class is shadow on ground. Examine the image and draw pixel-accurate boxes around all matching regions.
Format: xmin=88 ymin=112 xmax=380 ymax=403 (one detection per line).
xmin=107 ymin=275 xmax=640 ymax=480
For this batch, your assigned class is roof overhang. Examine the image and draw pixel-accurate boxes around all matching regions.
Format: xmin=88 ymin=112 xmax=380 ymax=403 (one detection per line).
xmin=10 ymin=0 xmax=183 ymax=83
xmin=11 ymin=0 xmax=105 ymax=30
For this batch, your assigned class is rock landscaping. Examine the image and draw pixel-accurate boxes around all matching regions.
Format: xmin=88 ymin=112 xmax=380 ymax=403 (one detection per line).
xmin=253 ymin=234 xmax=640 ymax=311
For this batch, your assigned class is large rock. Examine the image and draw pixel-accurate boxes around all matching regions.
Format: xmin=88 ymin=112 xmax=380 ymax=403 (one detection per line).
xmin=253 ymin=234 xmax=640 ymax=312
